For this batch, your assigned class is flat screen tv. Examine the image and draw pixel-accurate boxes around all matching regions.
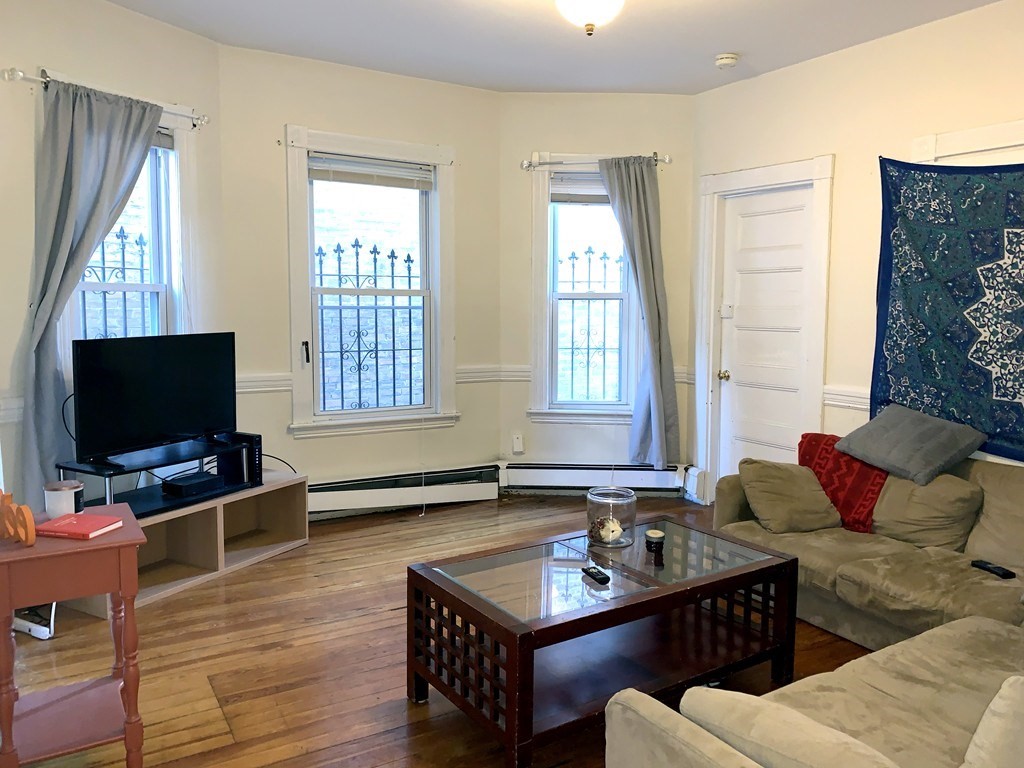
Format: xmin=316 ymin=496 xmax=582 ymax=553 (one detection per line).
xmin=72 ymin=332 xmax=236 ymax=464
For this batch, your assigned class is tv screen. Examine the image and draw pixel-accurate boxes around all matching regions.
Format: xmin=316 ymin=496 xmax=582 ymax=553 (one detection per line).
xmin=72 ymin=332 xmax=237 ymax=463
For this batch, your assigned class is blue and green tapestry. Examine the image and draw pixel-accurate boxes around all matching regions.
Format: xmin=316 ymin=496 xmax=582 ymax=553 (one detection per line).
xmin=874 ymin=157 xmax=1024 ymax=462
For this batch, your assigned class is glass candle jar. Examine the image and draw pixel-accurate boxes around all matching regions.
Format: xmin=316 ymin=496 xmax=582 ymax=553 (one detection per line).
xmin=586 ymin=486 xmax=637 ymax=548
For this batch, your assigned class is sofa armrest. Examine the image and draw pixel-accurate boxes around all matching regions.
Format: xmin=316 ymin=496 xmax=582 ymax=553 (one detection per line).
xmin=606 ymin=689 xmax=762 ymax=768
xmin=713 ymin=474 xmax=756 ymax=530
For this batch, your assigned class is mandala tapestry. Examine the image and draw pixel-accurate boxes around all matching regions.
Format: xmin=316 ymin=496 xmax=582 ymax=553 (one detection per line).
xmin=874 ymin=157 xmax=1024 ymax=462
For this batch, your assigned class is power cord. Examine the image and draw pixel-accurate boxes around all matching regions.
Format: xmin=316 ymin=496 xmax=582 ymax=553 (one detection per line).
xmin=263 ymin=453 xmax=297 ymax=474
xmin=61 ymin=393 xmax=75 ymax=441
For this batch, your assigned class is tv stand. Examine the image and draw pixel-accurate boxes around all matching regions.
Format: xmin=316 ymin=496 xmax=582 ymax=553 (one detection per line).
xmin=56 ymin=438 xmax=307 ymax=621
xmin=85 ymin=456 xmax=127 ymax=471
xmin=58 ymin=437 xmax=254 ymax=515
xmin=62 ymin=469 xmax=307 ymax=620
xmin=197 ymin=434 xmax=233 ymax=447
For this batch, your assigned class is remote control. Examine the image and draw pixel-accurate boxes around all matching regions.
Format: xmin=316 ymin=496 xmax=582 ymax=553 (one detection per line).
xmin=971 ymin=560 xmax=1017 ymax=580
xmin=581 ymin=566 xmax=611 ymax=585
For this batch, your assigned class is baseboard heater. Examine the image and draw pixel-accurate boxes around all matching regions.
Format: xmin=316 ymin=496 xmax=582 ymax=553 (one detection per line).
xmin=503 ymin=463 xmax=683 ymax=493
xmin=308 ymin=464 xmax=500 ymax=521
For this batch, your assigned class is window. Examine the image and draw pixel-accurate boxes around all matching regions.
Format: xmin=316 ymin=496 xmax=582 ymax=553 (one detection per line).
xmin=309 ymin=154 xmax=431 ymax=413
xmin=72 ymin=137 xmax=176 ymax=339
xmin=286 ymin=126 xmax=457 ymax=435
xmin=531 ymin=160 xmax=636 ymax=422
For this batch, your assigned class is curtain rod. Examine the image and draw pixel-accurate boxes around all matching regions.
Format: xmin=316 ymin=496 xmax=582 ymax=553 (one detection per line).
xmin=2 ymin=67 xmax=50 ymax=86
xmin=2 ymin=66 xmax=210 ymax=129
xmin=520 ymin=152 xmax=672 ymax=171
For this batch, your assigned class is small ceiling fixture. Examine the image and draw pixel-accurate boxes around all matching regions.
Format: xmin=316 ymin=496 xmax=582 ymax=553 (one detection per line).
xmin=715 ymin=52 xmax=741 ymax=69
xmin=557 ymin=0 xmax=625 ymax=36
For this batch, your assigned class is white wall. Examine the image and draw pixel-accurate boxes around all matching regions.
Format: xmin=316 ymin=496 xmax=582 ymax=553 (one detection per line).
xmin=216 ymin=47 xmax=504 ymax=483
xmin=0 ymin=0 xmax=696 ymax=490
xmin=4 ymin=0 xmax=1019 ymax=492
xmin=693 ymin=0 xmax=1024 ymax=435
xmin=496 ymin=94 xmax=694 ymax=464
xmin=0 ymin=0 xmax=222 ymax=492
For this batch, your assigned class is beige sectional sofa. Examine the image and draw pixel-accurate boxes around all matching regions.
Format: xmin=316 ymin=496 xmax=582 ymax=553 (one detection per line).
xmin=603 ymin=457 xmax=1024 ymax=767
xmin=606 ymin=616 xmax=1024 ymax=768
xmin=714 ymin=457 xmax=1024 ymax=649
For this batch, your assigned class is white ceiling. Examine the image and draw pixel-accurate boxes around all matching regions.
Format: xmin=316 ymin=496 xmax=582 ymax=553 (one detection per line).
xmin=107 ymin=0 xmax=998 ymax=95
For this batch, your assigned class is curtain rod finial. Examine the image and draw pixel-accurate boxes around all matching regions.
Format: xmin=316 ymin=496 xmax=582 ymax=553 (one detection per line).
xmin=520 ymin=160 xmax=533 ymax=171
xmin=2 ymin=68 xmax=25 ymax=82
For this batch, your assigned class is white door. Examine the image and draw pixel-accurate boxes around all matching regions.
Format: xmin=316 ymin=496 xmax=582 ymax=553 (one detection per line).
xmin=717 ymin=184 xmax=825 ymax=476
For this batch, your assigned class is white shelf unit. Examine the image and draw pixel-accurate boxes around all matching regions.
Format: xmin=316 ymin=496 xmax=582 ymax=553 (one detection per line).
xmin=68 ymin=470 xmax=308 ymax=618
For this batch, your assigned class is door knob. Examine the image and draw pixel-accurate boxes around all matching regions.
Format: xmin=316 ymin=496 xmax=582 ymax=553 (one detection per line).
xmin=717 ymin=370 xmax=731 ymax=381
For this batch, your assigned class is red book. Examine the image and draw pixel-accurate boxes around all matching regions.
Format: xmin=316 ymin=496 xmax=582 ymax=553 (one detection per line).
xmin=36 ymin=513 xmax=123 ymax=540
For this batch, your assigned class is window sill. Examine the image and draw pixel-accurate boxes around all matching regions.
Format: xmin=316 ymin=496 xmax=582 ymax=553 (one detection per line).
xmin=289 ymin=411 xmax=460 ymax=438
xmin=526 ymin=408 xmax=632 ymax=425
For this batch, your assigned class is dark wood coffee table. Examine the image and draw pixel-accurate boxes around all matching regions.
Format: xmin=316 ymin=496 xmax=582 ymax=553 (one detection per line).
xmin=407 ymin=516 xmax=797 ymax=768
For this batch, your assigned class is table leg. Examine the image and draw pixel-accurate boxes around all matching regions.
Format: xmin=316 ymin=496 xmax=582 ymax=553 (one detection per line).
xmin=0 ymin=612 xmax=18 ymax=768
xmin=505 ymin=638 xmax=535 ymax=768
xmin=110 ymin=592 xmax=125 ymax=679
xmin=121 ymin=595 xmax=143 ymax=768
xmin=408 ymin=670 xmax=429 ymax=704
xmin=506 ymin=742 xmax=533 ymax=768
xmin=770 ymin=564 xmax=797 ymax=685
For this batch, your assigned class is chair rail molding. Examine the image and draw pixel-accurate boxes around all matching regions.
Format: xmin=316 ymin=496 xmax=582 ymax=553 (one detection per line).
xmin=455 ymin=365 xmax=532 ymax=384
xmin=674 ymin=366 xmax=695 ymax=386
xmin=822 ymin=385 xmax=870 ymax=412
xmin=236 ymin=373 xmax=293 ymax=394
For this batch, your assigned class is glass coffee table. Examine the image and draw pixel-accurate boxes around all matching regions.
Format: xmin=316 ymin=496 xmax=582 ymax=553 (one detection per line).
xmin=407 ymin=516 xmax=797 ymax=768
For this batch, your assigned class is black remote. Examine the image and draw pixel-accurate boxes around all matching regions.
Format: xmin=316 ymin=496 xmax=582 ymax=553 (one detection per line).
xmin=971 ymin=560 xmax=1017 ymax=580
xmin=581 ymin=566 xmax=611 ymax=585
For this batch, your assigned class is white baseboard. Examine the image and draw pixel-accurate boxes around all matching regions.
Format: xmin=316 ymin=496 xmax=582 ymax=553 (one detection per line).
xmin=309 ymin=482 xmax=498 ymax=519
xmin=504 ymin=464 xmax=683 ymax=491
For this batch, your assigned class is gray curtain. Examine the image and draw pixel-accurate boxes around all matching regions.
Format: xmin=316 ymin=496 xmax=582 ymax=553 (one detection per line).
xmin=599 ymin=156 xmax=679 ymax=469
xmin=20 ymin=81 xmax=161 ymax=514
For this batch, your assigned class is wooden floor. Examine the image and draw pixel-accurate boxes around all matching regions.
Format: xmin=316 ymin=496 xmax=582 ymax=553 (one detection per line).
xmin=14 ymin=494 xmax=868 ymax=768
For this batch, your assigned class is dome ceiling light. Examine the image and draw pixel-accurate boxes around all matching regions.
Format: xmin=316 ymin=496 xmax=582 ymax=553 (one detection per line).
xmin=556 ymin=0 xmax=625 ymax=36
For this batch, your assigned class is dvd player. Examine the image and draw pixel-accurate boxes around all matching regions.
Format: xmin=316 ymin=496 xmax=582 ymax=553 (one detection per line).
xmin=162 ymin=471 xmax=225 ymax=498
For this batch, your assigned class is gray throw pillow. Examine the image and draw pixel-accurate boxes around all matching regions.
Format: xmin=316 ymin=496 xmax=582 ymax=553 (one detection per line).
xmin=836 ymin=404 xmax=986 ymax=486
xmin=738 ymin=459 xmax=842 ymax=534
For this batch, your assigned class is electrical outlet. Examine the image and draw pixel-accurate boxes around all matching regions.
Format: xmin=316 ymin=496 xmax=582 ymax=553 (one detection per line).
xmin=511 ymin=431 xmax=525 ymax=455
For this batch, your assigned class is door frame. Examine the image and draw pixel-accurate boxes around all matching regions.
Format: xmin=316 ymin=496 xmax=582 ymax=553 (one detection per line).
xmin=694 ymin=155 xmax=834 ymax=502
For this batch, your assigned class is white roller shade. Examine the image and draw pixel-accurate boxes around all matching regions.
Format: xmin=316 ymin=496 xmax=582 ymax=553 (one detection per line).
xmin=152 ymin=128 xmax=174 ymax=150
xmin=550 ymin=170 xmax=609 ymax=204
xmin=308 ymin=151 xmax=434 ymax=191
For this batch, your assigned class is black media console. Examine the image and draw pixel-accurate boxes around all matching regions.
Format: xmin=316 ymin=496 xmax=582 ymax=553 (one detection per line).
xmin=56 ymin=433 xmax=261 ymax=519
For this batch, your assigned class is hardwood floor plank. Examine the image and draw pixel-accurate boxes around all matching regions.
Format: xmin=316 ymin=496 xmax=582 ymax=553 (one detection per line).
xmin=16 ymin=494 xmax=867 ymax=767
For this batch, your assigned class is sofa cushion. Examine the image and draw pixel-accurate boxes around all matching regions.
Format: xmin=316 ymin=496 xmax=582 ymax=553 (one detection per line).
xmin=798 ymin=432 xmax=888 ymax=533
xmin=678 ymin=687 xmax=900 ymax=768
xmin=738 ymin=459 xmax=842 ymax=534
xmin=766 ymin=616 xmax=1024 ymax=768
xmin=835 ymin=547 xmax=1024 ymax=636
xmin=961 ymin=676 xmax=1024 ymax=768
xmin=721 ymin=520 xmax=917 ymax=593
xmin=951 ymin=458 xmax=1024 ymax=571
xmin=836 ymin=404 xmax=986 ymax=485
xmin=606 ymin=688 xmax=763 ymax=768
xmin=872 ymin=474 xmax=983 ymax=551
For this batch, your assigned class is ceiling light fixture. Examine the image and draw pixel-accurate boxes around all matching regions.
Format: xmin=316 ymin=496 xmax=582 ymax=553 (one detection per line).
xmin=556 ymin=0 xmax=625 ymax=36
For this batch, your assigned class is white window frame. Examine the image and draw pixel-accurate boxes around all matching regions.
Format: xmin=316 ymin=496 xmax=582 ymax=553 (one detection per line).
xmin=58 ymin=109 xmax=198 ymax=376
xmin=71 ymin=141 xmax=171 ymax=339
xmin=528 ymin=152 xmax=637 ymax=425
xmin=285 ymin=125 xmax=458 ymax=437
